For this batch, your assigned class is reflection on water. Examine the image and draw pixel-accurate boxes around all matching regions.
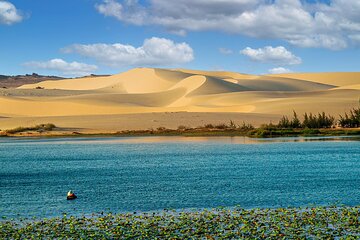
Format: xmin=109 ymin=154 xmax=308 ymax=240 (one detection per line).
xmin=0 ymin=135 xmax=359 ymax=145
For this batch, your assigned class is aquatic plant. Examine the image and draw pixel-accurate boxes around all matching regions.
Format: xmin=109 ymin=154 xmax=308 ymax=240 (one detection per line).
xmin=1 ymin=206 xmax=359 ymax=239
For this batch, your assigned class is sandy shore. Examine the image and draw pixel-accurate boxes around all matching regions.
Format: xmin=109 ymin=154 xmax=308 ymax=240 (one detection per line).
xmin=0 ymin=112 xmax=281 ymax=134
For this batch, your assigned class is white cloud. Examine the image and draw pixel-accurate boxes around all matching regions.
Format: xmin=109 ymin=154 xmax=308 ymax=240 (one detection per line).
xmin=95 ymin=0 xmax=146 ymax=25
xmin=268 ymin=67 xmax=293 ymax=74
xmin=24 ymin=59 xmax=98 ymax=76
xmin=219 ymin=48 xmax=233 ymax=55
xmin=95 ymin=0 xmax=360 ymax=50
xmin=96 ymin=0 xmax=123 ymax=20
xmin=240 ymin=46 xmax=302 ymax=65
xmin=0 ymin=1 xmax=23 ymax=25
xmin=63 ymin=37 xmax=194 ymax=67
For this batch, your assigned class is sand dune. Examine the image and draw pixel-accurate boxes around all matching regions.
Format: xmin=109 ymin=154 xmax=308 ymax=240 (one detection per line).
xmin=268 ymin=72 xmax=360 ymax=87
xmin=334 ymin=84 xmax=360 ymax=90
xmin=1 ymin=68 xmax=359 ymax=132
xmin=176 ymin=69 xmax=258 ymax=80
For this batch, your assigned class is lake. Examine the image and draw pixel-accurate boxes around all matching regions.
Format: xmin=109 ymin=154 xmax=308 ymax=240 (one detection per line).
xmin=1 ymin=136 xmax=359 ymax=219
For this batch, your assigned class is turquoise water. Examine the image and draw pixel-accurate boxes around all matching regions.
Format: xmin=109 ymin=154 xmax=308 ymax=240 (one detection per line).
xmin=1 ymin=136 xmax=359 ymax=218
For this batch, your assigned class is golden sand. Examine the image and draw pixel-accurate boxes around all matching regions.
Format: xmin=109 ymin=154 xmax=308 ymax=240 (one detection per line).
xmin=0 ymin=68 xmax=359 ymax=132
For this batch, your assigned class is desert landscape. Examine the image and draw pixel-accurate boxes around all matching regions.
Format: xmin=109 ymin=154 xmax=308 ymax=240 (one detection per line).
xmin=2 ymin=1 xmax=360 ymax=238
xmin=0 ymin=68 xmax=359 ymax=133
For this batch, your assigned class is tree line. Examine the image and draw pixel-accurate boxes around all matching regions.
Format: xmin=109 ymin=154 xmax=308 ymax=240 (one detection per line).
xmin=276 ymin=107 xmax=360 ymax=129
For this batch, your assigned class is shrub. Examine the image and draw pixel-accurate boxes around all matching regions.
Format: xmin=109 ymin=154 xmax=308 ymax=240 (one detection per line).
xmin=238 ymin=122 xmax=254 ymax=130
xmin=260 ymin=123 xmax=278 ymax=130
xmin=38 ymin=123 xmax=56 ymax=131
xmin=278 ymin=116 xmax=290 ymax=128
xmin=204 ymin=124 xmax=215 ymax=129
xmin=302 ymin=112 xmax=335 ymax=129
xmin=228 ymin=120 xmax=237 ymax=129
xmin=339 ymin=107 xmax=360 ymax=128
xmin=290 ymin=111 xmax=302 ymax=128
xmin=5 ymin=123 xmax=56 ymax=134
xmin=214 ymin=123 xmax=228 ymax=129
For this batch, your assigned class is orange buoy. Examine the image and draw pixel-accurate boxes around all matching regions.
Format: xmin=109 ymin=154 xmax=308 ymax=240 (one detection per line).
xmin=67 ymin=190 xmax=77 ymax=200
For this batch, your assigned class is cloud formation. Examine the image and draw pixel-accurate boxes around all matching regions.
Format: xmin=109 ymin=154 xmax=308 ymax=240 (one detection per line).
xmin=0 ymin=1 xmax=23 ymax=25
xmin=63 ymin=37 xmax=194 ymax=67
xmin=95 ymin=0 xmax=360 ymax=50
xmin=268 ymin=67 xmax=293 ymax=74
xmin=240 ymin=46 xmax=302 ymax=65
xmin=24 ymin=59 xmax=98 ymax=76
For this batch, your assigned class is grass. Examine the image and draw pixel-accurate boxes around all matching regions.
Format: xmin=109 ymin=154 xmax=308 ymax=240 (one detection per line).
xmin=1 ymin=123 xmax=359 ymax=138
xmin=113 ymin=124 xmax=360 ymax=138
xmin=246 ymin=128 xmax=360 ymax=138
xmin=1 ymin=120 xmax=359 ymax=138
xmin=1 ymin=206 xmax=360 ymax=239
xmin=4 ymin=123 xmax=56 ymax=134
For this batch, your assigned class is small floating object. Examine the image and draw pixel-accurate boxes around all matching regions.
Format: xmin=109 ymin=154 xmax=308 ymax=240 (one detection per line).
xmin=67 ymin=190 xmax=77 ymax=200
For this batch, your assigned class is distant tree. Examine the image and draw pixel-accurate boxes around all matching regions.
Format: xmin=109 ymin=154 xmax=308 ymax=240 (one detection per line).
xmin=339 ymin=107 xmax=360 ymax=128
xmin=303 ymin=113 xmax=309 ymax=128
xmin=290 ymin=111 xmax=301 ymax=128
xmin=302 ymin=112 xmax=335 ymax=128
xmin=278 ymin=115 xmax=290 ymax=128
xmin=228 ymin=120 xmax=237 ymax=129
xmin=278 ymin=111 xmax=305 ymax=129
xmin=238 ymin=122 xmax=254 ymax=130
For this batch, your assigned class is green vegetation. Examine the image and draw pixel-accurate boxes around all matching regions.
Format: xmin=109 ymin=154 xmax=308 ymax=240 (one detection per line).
xmin=243 ymin=108 xmax=359 ymax=137
xmin=1 ymin=107 xmax=360 ymax=138
xmin=1 ymin=206 xmax=360 ymax=239
xmin=4 ymin=123 xmax=56 ymax=134
xmin=277 ymin=111 xmax=335 ymax=129
xmin=113 ymin=124 xmax=360 ymax=138
xmin=339 ymin=107 xmax=360 ymax=128
xmin=303 ymin=112 xmax=335 ymax=129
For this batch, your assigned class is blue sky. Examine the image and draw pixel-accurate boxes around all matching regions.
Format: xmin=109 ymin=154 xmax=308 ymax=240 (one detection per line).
xmin=0 ymin=0 xmax=359 ymax=76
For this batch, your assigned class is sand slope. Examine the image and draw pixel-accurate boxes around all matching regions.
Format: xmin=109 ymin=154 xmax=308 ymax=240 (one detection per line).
xmin=1 ymin=68 xmax=359 ymax=131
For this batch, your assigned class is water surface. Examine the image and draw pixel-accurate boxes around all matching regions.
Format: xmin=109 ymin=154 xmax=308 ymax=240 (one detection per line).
xmin=1 ymin=136 xmax=359 ymax=218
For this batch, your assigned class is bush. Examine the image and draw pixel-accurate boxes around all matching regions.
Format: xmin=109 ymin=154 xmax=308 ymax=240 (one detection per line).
xmin=339 ymin=107 xmax=360 ymax=128
xmin=278 ymin=116 xmax=290 ymax=128
xmin=290 ymin=111 xmax=302 ymax=128
xmin=39 ymin=123 xmax=56 ymax=131
xmin=303 ymin=112 xmax=335 ymax=129
xmin=228 ymin=120 xmax=237 ymax=129
xmin=204 ymin=124 xmax=214 ymax=129
xmin=260 ymin=123 xmax=278 ymax=130
xmin=5 ymin=123 xmax=56 ymax=134
xmin=215 ymin=123 xmax=228 ymax=129
xmin=238 ymin=122 xmax=254 ymax=130
xmin=277 ymin=111 xmax=301 ymax=129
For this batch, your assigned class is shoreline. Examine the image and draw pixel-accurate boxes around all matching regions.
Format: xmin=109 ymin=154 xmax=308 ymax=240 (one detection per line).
xmin=1 ymin=127 xmax=360 ymax=139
